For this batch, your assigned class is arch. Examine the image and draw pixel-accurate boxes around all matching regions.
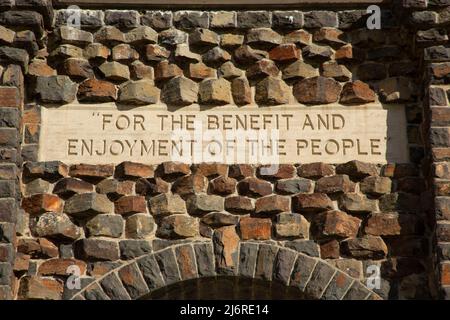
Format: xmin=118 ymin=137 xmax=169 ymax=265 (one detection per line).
xmin=69 ymin=241 xmax=382 ymax=300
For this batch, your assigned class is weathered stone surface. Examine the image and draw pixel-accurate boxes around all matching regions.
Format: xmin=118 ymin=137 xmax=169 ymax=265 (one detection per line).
xmin=174 ymin=11 xmax=208 ymax=29
xmin=302 ymin=44 xmax=333 ymax=61
xmin=125 ymin=26 xmax=158 ymax=45
xmin=70 ymin=164 xmax=114 ymax=181
xmin=155 ymin=61 xmax=183 ymax=81
xmin=273 ymin=11 xmax=303 ymax=29
xmin=142 ymin=11 xmax=172 ymax=30
xmin=276 ymin=178 xmax=314 ymax=194
xmin=238 ymin=242 xmax=258 ymax=277
xmin=284 ymin=29 xmax=311 ymax=46
xmin=18 ymin=238 xmax=58 ymax=259
xmin=201 ymin=212 xmax=238 ymax=228
xmin=161 ymin=76 xmax=198 ymax=106
xmin=255 ymin=77 xmax=289 ymax=105
xmin=118 ymin=80 xmax=159 ymax=105
xmin=22 ymin=193 xmax=62 ymax=215
xmin=172 ymin=174 xmax=208 ymax=199
xmin=117 ymin=262 xmax=149 ymax=300
xmin=65 ymin=193 xmax=113 ymax=217
xmin=234 ymin=45 xmax=267 ymax=65
xmin=213 ymin=225 xmax=239 ymax=274
xmin=364 ymin=212 xmax=420 ymax=236
xmin=321 ymin=270 xmax=353 ymax=300
xmin=255 ymin=195 xmax=290 ymax=215
xmin=221 ymin=34 xmax=244 ymax=48
xmin=100 ymin=272 xmax=130 ymax=299
xmin=78 ymin=79 xmax=117 ymax=102
xmin=57 ymin=26 xmax=93 ymax=46
xmin=314 ymin=28 xmax=346 ymax=46
xmin=111 ymin=44 xmax=139 ymax=62
xmin=189 ymin=28 xmax=219 ymax=47
xmin=174 ymin=244 xmax=197 ymax=280
xmin=379 ymin=77 xmax=415 ymax=103
xmin=322 ymin=62 xmax=352 ymax=81
xmin=357 ymin=62 xmax=387 ymax=80
xmin=94 ymin=26 xmax=125 ymax=45
xmin=313 ymin=210 xmax=361 ymax=239
xmin=285 ymin=240 xmax=320 ymax=257
xmin=379 ymin=192 xmax=420 ymax=213
xmin=237 ymin=11 xmax=271 ymax=29
xmin=239 ymin=216 xmax=271 ymax=240
xmin=210 ymin=11 xmax=236 ymax=29
xmin=360 ymin=176 xmax=391 ymax=196
xmin=159 ymin=28 xmax=187 ymax=46
xmin=315 ymin=175 xmax=355 ymax=194
xmin=290 ymin=253 xmax=317 ymax=291
xmin=320 ymin=239 xmax=340 ymax=259
xmin=76 ymin=239 xmax=120 ymax=261
xmin=18 ymin=276 xmax=62 ymax=300
xmin=340 ymin=81 xmax=376 ymax=104
xmin=193 ymin=243 xmax=215 ymax=277
xmin=149 ymin=193 xmax=186 ymax=217
xmin=304 ymin=11 xmax=338 ymax=28
xmin=35 ymin=76 xmax=77 ymax=104
xmin=298 ymin=163 xmax=334 ymax=179
xmin=105 ymin=9 xmax=139 ymax=29
xmin=293 ymin=76 xmax=341 ymax=104
xmin=145 ymin=44 xmax=170 ymax=61
xmin=0 ymin=25 xmax=14 ymax=44
xmin=130 ymin=61 xmax=154 ymax=80
xmin=0 ymin=86 xmax=20 ymax=108
xmin=209 ymin=176 xmax=236 ymax=195
xmin=126 ymin=214 xmax=155 ymax=239
xmin=254 ymin=244 xmax=278 ymax=281
xmin=136 ymin=253 xmax=165 ymax=291
xmin=269 ymin=43 xmax=300 ymax=62
xmin=83 ymin=43 xmax=110 ymax=63
xmin=246 ymin=28 xmax=282 ymax=48
xmin=341 ymin=236 xmax=388 ymax=259
xmin=258 ymin=164 xmax=295 ymax=180
xmin=202 ymin=47 xmax=231 ymax=66
xmin=189 ymin=62 xmax=216 ymax=80
xmin=340 ymin=193 xmax=377 ymax=213
xmin=175 ymin=43 xmax=201 ymax=63
xmin=187 ymin=193 xmax=224 ymax=215
xmin=199 ymin=78 xmax=232 ymax=105
xmin=293 ymin=193 xmax=333 ymax=213
xmin=86 ymin=214 xmax=124 ymax=238
xmin=304 ymin=260 xmax=335 ymax=299
xmin=275 ymin=213 xmax=309 ymax=239
xmin=0 ymin=46 xmax=29 ymax=68
xmin=238 ymin=177 xmax=272 ymax=197
xmin=224 ymin=196 xmax=254 ymax=214
xmin=231 ymin=77 xmax=252 ymax=105
xmin=246 ymin=59 xmax=279 ymax=80
xmin=38 ymin=258 xmax=86 ymax=276
xmin=35 ymin=212 xmax=81 ymax=241
xmin=219 ymin=61 xmax=243 ymax=80
xmin=157 ymin=215 xmax=199 ymax=239
xmin=99 ymin=61 xmax=130 ymax=81
xmin=119 ymin=240 xmax=152 ymax=259
xmin=53 ymin=178 xmax=93 ymax=198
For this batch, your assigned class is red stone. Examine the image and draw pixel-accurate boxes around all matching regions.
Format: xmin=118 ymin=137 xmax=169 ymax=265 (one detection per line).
xmin=22 ymin=194 xmax=63 ymax=215
xmin=239 ymin=216 xmax=272 ymax=240
xmin=269 ymin=44 xmax=300 ymax=62
xmin=115 ymin=195 xmax=147 ymax=215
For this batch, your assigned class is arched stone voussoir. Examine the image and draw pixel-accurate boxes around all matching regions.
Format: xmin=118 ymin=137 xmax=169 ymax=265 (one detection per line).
xmin=69 ymin=240 xmax=382 ymax=300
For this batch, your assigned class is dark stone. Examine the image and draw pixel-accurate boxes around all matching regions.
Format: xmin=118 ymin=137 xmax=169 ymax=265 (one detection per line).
xmin=285 ymin=240 xmax=320 ymax=257
xmin=273 ymin=248 xmax=297 ymax=285
xmin=304 ymin=261 xmax=335 ymax=299
xmin=136 ymin=254 xmax=165 ymax=290
xmin=83 ymin=283 xmax=110 ymax=300
xmin=105 ymin=10 xmax=140 ymax=29
xmin=304 ymin=11 xmax=338 ymax=28
xmin=290 ymin=254 xmax=317 ymax=291
xmin=118 ymin=263 xmax=148 ymax=299
xmin=272 ymin=11 xmax=303 ymax=29
xmin=142 ymin=11 xmax=172 ymax=30
xmin=154 ymin=248 xmax=181 ymax=285
xmin=100 ymin=272 xmax=131 ymax=300
xmin=174 ymin=244 xmax=197 ymax=280
xmin=254 ymin=244 xmax=278 ymax=281
xmin=55 ymin=9 xmax=104 ymax=29
xmin=174 ymin=11 xmax=208 ymax=29
xmin=338 ymin=10 xmax=367 ymax=29
xmin=343 ymin=281 xmax=371 ymax=300
xmin=321 ymin=270 xmax=353 ymax=300
xmin=193 ymin=242 xmax=215 ymax=277
xmin=0 ymin=11 xmax=44 ymax=37
xmin=119 ymin=240 xmax=152 ymax=259
xmin=237 ymin=11 xmax=271 ymax=29
xmin=238 ymin=242 xmax=258 ymax=278
xmin=0 ymin=47 xmax=28 ymax=69
xmin=0 ymin=198 xmax=16 ymax=223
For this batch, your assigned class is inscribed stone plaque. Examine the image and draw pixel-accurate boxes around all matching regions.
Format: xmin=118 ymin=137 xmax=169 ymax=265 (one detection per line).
xmin=38 ymin=103 xmax=409 ymax=164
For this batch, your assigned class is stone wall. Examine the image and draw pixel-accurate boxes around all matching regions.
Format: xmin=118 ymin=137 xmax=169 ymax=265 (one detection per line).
xmin=0 ymin=0 xmax=447 ymax=299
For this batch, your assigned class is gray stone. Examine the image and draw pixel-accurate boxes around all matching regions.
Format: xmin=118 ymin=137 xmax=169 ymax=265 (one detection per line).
xmin=94 ymin=26 xmax=125 ymax=45
xmin=304 ymin=11 xmax=338 ymax=28
xmin=53 ymin=178 xmax=94 ymax=198
xmin=99 ymin=61 xmax=130 ymax=81
xmin=118 ymin=262 xmax=149 ymax=300
xmin=156 ymin=215 xmax=199 ymax=239
xmin=35 ymin=76 xmax=77 ymax=104
xmin=86 ymin=214 xmax=124 ymax=238
xmin=55 ymin=9 xmax=104 ymax=29
xmin=105 ymin=10 xmax=140 ymax=29
xmin=100 ymin=272 xmax=131 ymax=300
xmin=142 ymin=11 xmax=172 ymax=30
xmin=82 ymin=282 xmax=110 ymax=300
xmin=302 ymin=44 xmax=333 ymax=61
xmin=339 ymin=193 xmax=377 ymax=213
xmin=174 ymin=244 xmax=198 ymax=280
xmin=76 ymin=238 xmax=120 ymax=261
xmin=149 ymin=193 xmax=186 ymax=217
xmin=125 ymin=26 xmax=158 ymax=45
xmin=35 ymin=212 xmax=81 ymax=241
xmin=210 ymin=11 xmax=236 ymax=28
xmin=237 ymin=11 xmax=271 ymax=29
xmin=119 ymin=240 xmax=152 ymax=259
xmin=304 ymin=261 xmax=336 ymax=299
xmin=158 ymin=28 xmax=187 ymax=46
xmin=290 ymin=254 xmax=317 ymax=291
xmin=0 ymin=108 xmax=19 ymax=129
xmin=276 ymin=178 xmax=313 ymax=194
xmin=199 ymin=78 xmax=232 ymax=105
xmin=285 ymin=240 xmax=320 ymax=257
xmin=136 ymin=254 xmax=165 ymax=290
xmin=125 ymin=214 xmax=155 ymax=239
xmin=24 ymin=179 xmax=51 ymax=196
xmin=189 ymin=28 xmax=219 ymax=47
xmin=274 ymin=213 xmax=309 ymax=239
xmin=321 ymin=270 xmax=353 ymax=300
xmin=234 ymin=45 xmax=267 ymax=65
xmin=237 ymin=242 xmax=258 ymax=278
xmin=273 ymin=248 xmax=297 ymax=285
xmin=0 ymin=46 xmax=28 ymax=69
xmin=161 ymin=76 xmax=198 ymax=106
xmin=342 ymin=281 xmax=371 ymax=300
xmin=202 ymin=47 xmax=231 ymax=66
xmin=187 ymin=193 xmax=224 ymax=215
xmin=65 ymin=193 xmax=113 ymax=217
xmin=154 ymin=248 xmax=181 ymax=285
xmin=193 ymin=242 xmax=215 ymax=277
xmin=119 ymin=80 xmax=159 ymax=105
xmin=272 ymin=11 xmax=303 ymax=29
xmin=57 ymin=26 xmax=93 ymax=46
xmin=201 ymin=212 xmax=239 ymax=228
xmin=174 ymin=11 xmax=209 ymax=29
xmin=338 ymin=10 xmax=367 ymax=29
xmin=246 ymin=28 xmax=282 ymax=47
xmin=255 ymin=244 xmax=278 ymax=281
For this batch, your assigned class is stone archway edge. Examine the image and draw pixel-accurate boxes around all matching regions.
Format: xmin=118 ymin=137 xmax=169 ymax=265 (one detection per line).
xmin=69 ymin=241 xmax=381 ymax=300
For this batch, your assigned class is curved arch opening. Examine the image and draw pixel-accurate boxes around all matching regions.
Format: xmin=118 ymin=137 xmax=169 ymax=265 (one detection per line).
xmin=139 ymin=276 xmax=308 ymax=300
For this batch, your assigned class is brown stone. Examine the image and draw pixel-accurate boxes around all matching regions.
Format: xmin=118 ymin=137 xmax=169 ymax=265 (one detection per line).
xmin=189 ymin=63 xmax=216 ymax=81
xmin=156 ymin=215 xmax=199 ymax=239
xmin=282 ymin=60 xmax=319 ymax=80
xmin=22 ymin=194 xmax=63 ymax=215
xmin=35 ymin=212 xmax=81 ymax=241
xmin=313 ymin=28 xmax=346 ymax=46
xmin=161 ymin=76 xmax=198 ymax=106
xmin=336 ymin=160 xmax=378 ymax=179
xmin=224 ymin=196 xmax=255 ymax=214
xmin=186 ymin=193 xmax=224 ymax=215
xmin=231 ymin=77 xmax=252 ymax=105
xmin=28 ymin=59 xmax=56 ymax=78
xmin=320 ymin=240 xmax=340 ymax=259
xmin=96 ymin=179 xmax=135 ymax=199
xmin=293 ymin=76 xmax=341 ymax=104
xmin=313 ymin=210 xmax=361 ymax=239
xmin=75 ymin=238 xmax=120 ymax=261
xmin=202 ymin=47 xmax=231 ymax=66
xmin=293 ymin=193 xmax=333 ymax=213
xmin=94 ymin=26 xmax=125 ymax=45
xmin=130 ymin=61 xmax=154 ymax=80
xmin=258 ymin=164 xmax=295 ymax=180
xmin=98 ymin=61 xmax=130 ymax=81
xmin=364 ymin=212 xmax=420 ymax=236
xmin=209 ymin=176 xmax=237 ymax=195
xmin=18 ymin=238 xmax=58 ymax=259
xmin=160 ymin=161 xmax=191 ymax=177
xmin=155 ymin=60 xmax=183 ymax=81
xmin=283 ymin=30 xmax=311 ymax=46
xmin=196 ymin=163 xmax=228 ymax=177
xmin=125 ymin=26 xmax=158 ymax=45
xmin=302 ymin=44 xmax=333 ymax=61
xmin=116 ymin=162 xmax=153 ymax=179
xmin=145 ymin=44 xmax=170 ymax=61
xmin=228 ymin=164 xmax=253 ymax=180
xmin=379 ymin=77 xmax=414 ymax=103
xmin=18 ymin=276 xmax=63 ymax=300
xmin=238 ymin=177 xmax=272 ymax=197
xmin=322 ymin=62 xmax=352 ymax=81
xmin=64 ymin=193 xmax=113 ymax=217
xmin=201 ymin=212 xmax=239 ymax=228
xmin=220 ymin=34 xmax=244 ymax=49
xmin=341 ymin=236 xmax=388 ymax=259
xmin=199 ymin=78 xmax=232 ymax=105
xmin=172 ymin=173 xmax=208 ymax=198
xmin=239 ymin=216 xmax=272 ymax=240
xmin=246 ymin=59 xmax=279 ymax=80
xmin=234 ymin=45 xmax=267 ymax=65
xmin=149 ymin=193 xmax=186 ymax=217
xmin=255 ymin=195 xmax=290 ymax=215
xmin=189 ymin=28 xmax=219 ymax=47
xmin=77 ymin=79 xmax=118 ymax=102
xmin=112 ymin=44 xmax=139 ymax=62
xmin=335 ymin=44 xmax=363 ymax=61
xmin=175 ymin=43 xmax=201 ymax=63
xmin=14 ymin=253 xmax=30 ymax=272
xmin=340 ymin=81 xmax=376 ymax=104
xmin=339 ymin=193 xmax=377 ymax=213
xmin=269 ymin=43 xmax=300 ymax=62
xmin=274 ymin=213 xmax=309 ymax=238
xmin=298 ymin=162 xmax=334 ymax=178
xmin=53 ymin=178 xmax=94 ymax=198
xmin=83 ymin=43 xmax=110 ymax=62
xmin=125 ymin=214 xmax=155 ymax=239
xmin=315 ymin=175 xmax=355 ymax=194
xmin=0 ymin=86 xmax=20 ymax=108
xmin=63 ymin=58 xmax=94 ymax=79
xmin=212 ymin=225 xmax=240 ymax=272
xmin=219 ymin=61 xmax=243 ymax=79
xmin=69 ymin=164 xmax=114 ymax=181
xmin=115 ymin=196 xmax=147 ymax=215
xmin=360 ymin=176 xmax=392 ymax=196
xmin=246 ymin=28 xmax=282 ymax=48
xmin=38 ymin=258 xmax=86 ymax=276
xmin=255 ymin=77 xmax=290 ymax=105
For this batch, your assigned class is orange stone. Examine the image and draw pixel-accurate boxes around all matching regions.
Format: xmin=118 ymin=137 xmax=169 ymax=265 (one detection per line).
xmin=239 ymin=216 xmax=272 ymax=240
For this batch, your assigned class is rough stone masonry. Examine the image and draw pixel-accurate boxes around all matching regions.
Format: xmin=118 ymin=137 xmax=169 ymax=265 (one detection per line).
xmin=0 ymin=0 xmax=449 ymax=300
